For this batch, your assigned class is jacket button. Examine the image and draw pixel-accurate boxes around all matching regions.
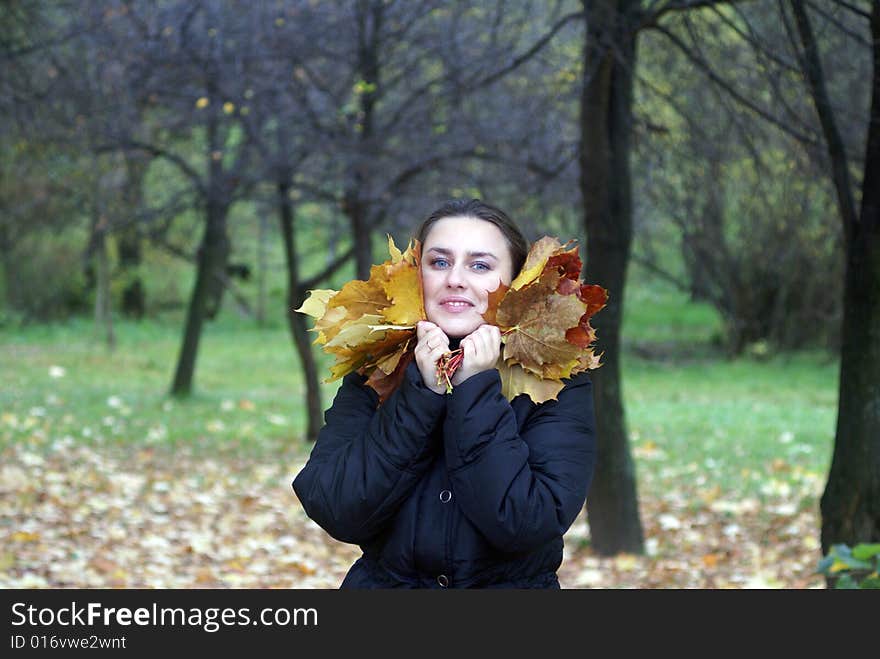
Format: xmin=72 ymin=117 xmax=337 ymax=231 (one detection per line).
xmin=439 ymin=489 xmax=452 ymax=503
xmin=437 ymin=574 xmax=449 ymax=588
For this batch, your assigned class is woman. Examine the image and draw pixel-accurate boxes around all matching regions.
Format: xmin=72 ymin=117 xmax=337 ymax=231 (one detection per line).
xmin=292 ymin=199 xmax=597 ymax=588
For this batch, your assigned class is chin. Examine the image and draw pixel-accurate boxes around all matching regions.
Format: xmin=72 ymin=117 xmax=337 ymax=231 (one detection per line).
xmin=437 ymin=318 xmax=480 ymax=339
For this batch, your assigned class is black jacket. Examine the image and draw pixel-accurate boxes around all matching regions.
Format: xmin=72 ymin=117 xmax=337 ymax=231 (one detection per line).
xmin=292 ymin=360 xmax=596 ymax=588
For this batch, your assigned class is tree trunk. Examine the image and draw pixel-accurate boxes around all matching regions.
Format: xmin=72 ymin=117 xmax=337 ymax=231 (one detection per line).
xmin=201 ymin=117 xmax=231 ymax=321
xmin=278 ymin=180 xmax=324 ymax=442
xmin=579 ymin=0 xmax=645 ymax=556
xmin=822 ymin=221 xmax=880 ymax=552
xmin=117 ymin=228 xmax=144 ymax=319
xmin=817 ymin=1 xmax=880 ymax=554
xmin=92 ymin=224 xmax=115 ymax=350
xmin=170 ymin=197 xmax=229 ymax=396
xmin=257 ymin=210 xmax=269 ymax=326
xmin=345 ymin=0 xmax=383 ymax=281
xmin=345 ymin=191 xmax=373 ymax=280
xmin=0 ymin=194 xmax=18 ymax=311
xmin=119 ymin=152 xmax=147 ymax=318
xmin=203 ymin=232 xmax=231 ymax=320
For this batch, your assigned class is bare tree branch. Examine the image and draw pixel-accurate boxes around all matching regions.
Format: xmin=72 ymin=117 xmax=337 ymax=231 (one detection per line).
xmin=789 ymin=0 xmax=859 ymax=242
xmin=300 ymin=246 xmax=357 ymax=291
xmin=651 ymin=22 xmax=820 ymax=146
xmin=97 ymin=139 xmax=206 ymax=196
xmin=642 ymin=0 xmax=757 ymax=28
xmin=464 ymin=11 xmax=584 ymax=91
xmin=820 ymin=0 xmax=872 ymax=21
xmin=803 ymin=0 xmax=872 ymax=45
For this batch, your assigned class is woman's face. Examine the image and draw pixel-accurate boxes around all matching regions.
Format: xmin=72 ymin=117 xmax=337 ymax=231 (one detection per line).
xmin=420 ymin=216 xmax=514 ymax=338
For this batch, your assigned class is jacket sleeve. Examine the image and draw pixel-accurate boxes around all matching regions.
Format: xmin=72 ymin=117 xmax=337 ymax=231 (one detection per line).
xmin=443 ymin=369 xmax=596 ymax=553
xmin=292 ymin=361 xmax=446 ymax=545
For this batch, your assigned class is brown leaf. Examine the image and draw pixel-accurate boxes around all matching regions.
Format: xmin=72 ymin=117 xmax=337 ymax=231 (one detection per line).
xmin=90 ymin=557 xmax=120 ymax=574
xmin=497 ymin=270 xmax=586 ymax=377
xmin=547 ymin=245 xmax=583 ymax=281
xmin=480 ymin=281 xmax=509 ymax=326
xmin=364 ymin=349 xmax=415 ymax=403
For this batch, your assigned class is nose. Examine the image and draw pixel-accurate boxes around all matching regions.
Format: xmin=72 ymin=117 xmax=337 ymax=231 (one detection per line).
xmin=444 ymin=263 xmax=465 ymax=288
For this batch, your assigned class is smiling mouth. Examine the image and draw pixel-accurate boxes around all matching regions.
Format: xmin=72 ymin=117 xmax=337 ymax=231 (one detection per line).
xmin=439 ymin=300 xmax=474 ymax=312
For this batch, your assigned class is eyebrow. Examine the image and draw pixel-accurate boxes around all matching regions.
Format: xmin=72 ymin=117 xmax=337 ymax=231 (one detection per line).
xmin=426 ymin=247 xmax=499 ymax=261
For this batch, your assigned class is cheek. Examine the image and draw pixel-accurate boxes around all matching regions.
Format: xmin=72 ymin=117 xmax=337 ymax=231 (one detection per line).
xmin=420 ymin=271 xmax=438 ymax=298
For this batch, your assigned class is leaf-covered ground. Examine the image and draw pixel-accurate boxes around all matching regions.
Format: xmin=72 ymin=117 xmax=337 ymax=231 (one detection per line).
xmin=1 ymin=439 xmax=826 ymax=589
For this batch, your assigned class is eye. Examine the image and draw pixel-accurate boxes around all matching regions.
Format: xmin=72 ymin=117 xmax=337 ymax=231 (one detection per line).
xmin=471 ymin=261 xmax=491 ymax=272
xmin=430 ymin=258 xmax=450 ymax=269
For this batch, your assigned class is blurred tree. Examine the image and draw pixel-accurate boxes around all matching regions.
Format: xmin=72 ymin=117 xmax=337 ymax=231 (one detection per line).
xmin=88 ymin=1 xmax=262 ymax=395
xmin=787 ymin=0 xmax=880 ymax=557
xmin=633 ymin=3 xmax=849 ymax=354
xmin=0 ymin=2 xmax=118 ymax=326
xmin=575 ymin=0 xmax=806 ymax=555
xmin=578 ymin=0 xmax=645 ymax=556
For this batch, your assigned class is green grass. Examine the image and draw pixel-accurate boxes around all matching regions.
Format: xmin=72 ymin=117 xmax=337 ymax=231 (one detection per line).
xmin=0 ymin=313 xmax=341 ymax=460
xmin=619 ymin=264 xmax=837 ymax=500
xmin=0 ymin=268 xmax=840 ymax=500
xmin=622 ymin=273 xmax=724 ymax=347
xmin=623 ymin=351 xmax=837 ymax=499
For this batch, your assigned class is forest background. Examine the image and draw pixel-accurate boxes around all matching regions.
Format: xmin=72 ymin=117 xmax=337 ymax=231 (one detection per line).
xmin=2 ymin=0 xmax=878 ymax=588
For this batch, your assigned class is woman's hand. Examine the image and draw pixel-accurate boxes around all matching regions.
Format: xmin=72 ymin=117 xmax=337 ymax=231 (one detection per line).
xmin=451 ymin=324 xmax=502 ymax=386
xmin=415 ymin=321 xmax=450 ymax=394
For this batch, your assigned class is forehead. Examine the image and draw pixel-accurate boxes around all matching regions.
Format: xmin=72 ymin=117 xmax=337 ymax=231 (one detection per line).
xmin=423 ymin=216 xmax=508 ymax=252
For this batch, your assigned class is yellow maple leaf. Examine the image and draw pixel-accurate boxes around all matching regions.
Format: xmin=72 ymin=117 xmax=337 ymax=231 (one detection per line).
xmin=387 ymin=234 xmax=403 ymax=262
xmin=324 ymin=314 xmax=386 ymax=349
xmin=497 ymin=361 xmax=566 ymax=403
xmin=382 ymin=263 xmax=424 ymax=325
xmin=312 ymin=306 xmax=347 ymax=345
xmin=297 ymin=237 xmax=423 ymax=397
xmin=509 ymin=236 xmax=564 ymax=290
xmin=327 ymin=279 xmax=390 ymax=319
xmin=295 ymin=289 xmax=336 ymax=319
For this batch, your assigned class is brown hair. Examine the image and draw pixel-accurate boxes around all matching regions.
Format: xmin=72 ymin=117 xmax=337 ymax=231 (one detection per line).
xmin=416 ymin=199 xmax=529 ymax=278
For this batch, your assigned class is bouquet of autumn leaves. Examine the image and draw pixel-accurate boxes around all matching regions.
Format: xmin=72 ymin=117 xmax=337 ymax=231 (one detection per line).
xmin=296 ymin=235 xmax=608 ymax=404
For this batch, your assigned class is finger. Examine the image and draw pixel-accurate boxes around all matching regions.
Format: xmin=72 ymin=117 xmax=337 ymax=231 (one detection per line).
xmin=469 ymin=326 xmax=488 ymax=353
xmin=419 ymin=331 xmax=448 ymax=365
xmin=461 ymin=336 xmax=476 ymax=361
xmin=428 ymin=328 xmax=449 ymax=350
xmin=479 ymin=325 xmax=500 ymax=349
xmin=485 ymin=325 xmax=501 ymax=351
xmin=416 ymin=320 xmax=435 ymax=341
xmin=417 ymin=325 xmax=439 ymax=352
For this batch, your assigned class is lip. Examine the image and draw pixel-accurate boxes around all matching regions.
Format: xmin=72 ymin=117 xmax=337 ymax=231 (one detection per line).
xmin=436 ymin=296 xmax=475 ymax=313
